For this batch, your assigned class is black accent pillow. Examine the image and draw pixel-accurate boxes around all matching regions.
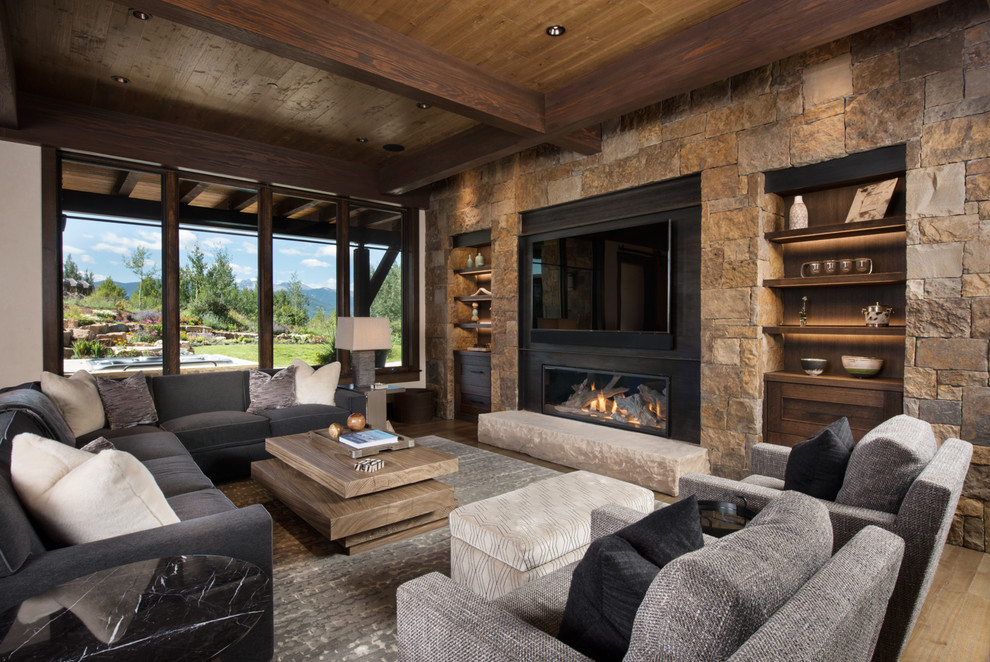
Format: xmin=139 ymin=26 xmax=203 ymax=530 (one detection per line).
xmin=783 ymin=416 xmax=855 ymax=500
xmin=558 ymin=495 xmax=704 ymax=661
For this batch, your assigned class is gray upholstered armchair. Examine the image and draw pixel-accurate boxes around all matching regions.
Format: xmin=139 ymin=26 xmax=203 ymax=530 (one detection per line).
xmin=397 ymin=491 xmax=904 ymax=662
xmin=679 ymin=415 xmax=973 ymax=662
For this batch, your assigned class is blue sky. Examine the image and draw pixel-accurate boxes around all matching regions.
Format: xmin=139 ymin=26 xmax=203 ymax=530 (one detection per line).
xmin=63 ymin=214 xmax=339 ymax=289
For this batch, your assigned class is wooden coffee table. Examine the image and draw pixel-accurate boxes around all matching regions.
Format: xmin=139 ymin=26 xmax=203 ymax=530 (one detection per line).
xmin=251 ymin=431 xmax=458 ymax=554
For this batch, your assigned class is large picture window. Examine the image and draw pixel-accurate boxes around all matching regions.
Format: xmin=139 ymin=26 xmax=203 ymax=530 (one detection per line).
xmin=60 ymin=160 xmax=165 ymax=375
xmin=53 ymin=154 xmax=419 ymax=381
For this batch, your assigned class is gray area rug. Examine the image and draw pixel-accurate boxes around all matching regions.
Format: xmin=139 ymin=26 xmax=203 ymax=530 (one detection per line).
xmin=223 ymin=436 xmax=561 ymax=661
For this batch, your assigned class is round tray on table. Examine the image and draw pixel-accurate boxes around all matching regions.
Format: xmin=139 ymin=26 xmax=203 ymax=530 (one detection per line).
xmin=698 ymin=497 xmax=757 ymax=538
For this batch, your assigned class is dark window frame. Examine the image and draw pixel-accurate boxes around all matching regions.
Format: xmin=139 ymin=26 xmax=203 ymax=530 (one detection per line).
xmin=44 ymin=152 xmax=421 ymax=383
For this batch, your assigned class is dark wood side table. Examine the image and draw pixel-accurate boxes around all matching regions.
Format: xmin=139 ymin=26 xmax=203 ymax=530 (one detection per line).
xmin=0 ymin=555 xmax=269 ymax=662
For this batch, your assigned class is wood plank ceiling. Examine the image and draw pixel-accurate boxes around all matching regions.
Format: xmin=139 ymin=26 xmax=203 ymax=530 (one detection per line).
xmin=0 ymin=0 xmax=951 ymax=204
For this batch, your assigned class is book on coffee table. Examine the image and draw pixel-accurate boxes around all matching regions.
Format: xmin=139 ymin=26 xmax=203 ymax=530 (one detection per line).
xmin=339 ymin=429 xmax=400 ymax=449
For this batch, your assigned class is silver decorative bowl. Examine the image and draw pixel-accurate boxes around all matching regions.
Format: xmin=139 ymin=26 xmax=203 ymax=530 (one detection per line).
xmin=800 ymin=358 xmax=827 ymax=376
xmin=841 ymin=355 xmax=884 ymax=378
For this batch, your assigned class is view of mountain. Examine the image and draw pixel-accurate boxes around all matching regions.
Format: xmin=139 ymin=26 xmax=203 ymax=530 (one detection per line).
xmin=102 ymin=280 xmax=337 ymax=317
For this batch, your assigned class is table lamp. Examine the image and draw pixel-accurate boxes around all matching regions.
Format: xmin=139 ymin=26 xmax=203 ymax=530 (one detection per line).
xmin=336 ymin=317 xmax=391 ymax=387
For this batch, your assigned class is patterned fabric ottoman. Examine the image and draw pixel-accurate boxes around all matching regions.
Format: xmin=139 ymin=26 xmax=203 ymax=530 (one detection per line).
xmin=448 ymin=470 xmax=655 ymax=599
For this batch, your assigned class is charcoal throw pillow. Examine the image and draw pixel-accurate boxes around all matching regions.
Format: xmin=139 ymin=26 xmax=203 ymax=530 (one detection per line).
xmin=783 ymin=417 xmax=855 ymax=500
xmin=247 ymin=366 xmax=296 ymax=413
xmin=95 ymin=372 xmax=158 ymax=430
xmin=558 ymin=496 xmax=704 ymax=661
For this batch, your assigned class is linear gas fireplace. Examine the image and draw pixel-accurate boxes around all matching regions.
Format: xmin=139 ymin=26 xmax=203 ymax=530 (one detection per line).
xmin=542 ymin=366 xmax=669 ymax=437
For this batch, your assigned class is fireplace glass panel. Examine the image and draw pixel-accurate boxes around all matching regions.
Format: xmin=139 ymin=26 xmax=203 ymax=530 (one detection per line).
xmin=543 ymin=366 xmax=669 ymax=437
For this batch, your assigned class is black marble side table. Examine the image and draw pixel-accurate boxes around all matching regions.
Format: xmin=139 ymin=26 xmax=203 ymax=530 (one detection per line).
xmin=0 ymin=555 xmax=270 ymax=662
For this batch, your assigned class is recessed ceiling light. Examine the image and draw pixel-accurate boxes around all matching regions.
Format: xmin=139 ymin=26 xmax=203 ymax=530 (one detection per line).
xmin=111 ymin=75 xmax=130 ymax=84
xmin=129 ymin=9 xmax=152 ymax=20
xmin=356 ymin=137 xmax=369 ymax=143
xmin=545 ymin=25 xmax=565 ymax=37
xmin=383 ymin=144 xmax=405 ymax=152
xmin=416 ymin=102 xmax=431 ymax=110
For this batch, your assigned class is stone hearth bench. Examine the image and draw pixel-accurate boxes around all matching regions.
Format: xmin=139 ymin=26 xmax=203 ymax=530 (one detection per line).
xmin=478 ymin=410 xmax=709 ymax=496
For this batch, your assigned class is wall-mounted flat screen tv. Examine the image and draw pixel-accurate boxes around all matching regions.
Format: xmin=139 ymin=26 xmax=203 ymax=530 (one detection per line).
xmin=530 ymin=216 xmax=671 ymax=335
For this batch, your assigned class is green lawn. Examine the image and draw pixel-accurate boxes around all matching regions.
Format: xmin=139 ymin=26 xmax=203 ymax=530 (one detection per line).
xmin=193 ymin=342 xmax=329 ymax=367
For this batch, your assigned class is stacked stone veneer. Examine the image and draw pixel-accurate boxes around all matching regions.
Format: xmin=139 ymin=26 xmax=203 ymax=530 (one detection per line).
xmin=425 ymin=0 xmax=990 ymax=550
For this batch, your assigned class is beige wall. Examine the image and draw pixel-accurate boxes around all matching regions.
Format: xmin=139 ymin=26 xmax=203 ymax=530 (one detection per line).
xmin=0 ymin=141 xmax=43 ymax=388
xmin=426 ymin=0 xmax=990 ymax=549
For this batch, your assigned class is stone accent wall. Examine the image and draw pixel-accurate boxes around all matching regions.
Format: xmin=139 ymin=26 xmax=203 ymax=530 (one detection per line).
xmin=426 ymin=0 xmax=990 ymax=550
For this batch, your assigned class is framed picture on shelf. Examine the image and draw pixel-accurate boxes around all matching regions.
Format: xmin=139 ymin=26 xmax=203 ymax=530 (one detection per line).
xmin=845 ymin=178 xmax=898 ymax=223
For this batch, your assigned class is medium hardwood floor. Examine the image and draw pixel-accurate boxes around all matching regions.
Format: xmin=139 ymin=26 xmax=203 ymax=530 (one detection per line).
xmin=392 ymin=418 xmax=990 ymax=662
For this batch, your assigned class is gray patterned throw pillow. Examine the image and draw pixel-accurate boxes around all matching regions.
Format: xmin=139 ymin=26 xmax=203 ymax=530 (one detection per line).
xmin=95 ymin=372 xmax=159 ymax=430
xmin=80 ymin=436 xmax=116 ymax=453
xmin=247 ymin=366 xmax=296 ymax=413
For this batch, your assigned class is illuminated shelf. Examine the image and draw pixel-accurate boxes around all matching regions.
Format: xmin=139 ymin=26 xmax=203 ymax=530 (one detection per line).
xmin=764 ymin=272 xmax=905 ymax=287
xmin=765 ymin=371 xmax=902 ymax=391
xmin=765 ymin=216 xmax=905 ymax=243
xmin=763 ymin=325 xmax=905 ymax=336
xmin=454 ymin=267 xmax=492 ymax=277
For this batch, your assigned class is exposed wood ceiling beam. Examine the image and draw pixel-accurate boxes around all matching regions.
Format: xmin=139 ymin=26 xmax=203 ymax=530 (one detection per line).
xmin=228 ymin=192 xmax=259 ymax=212
xmin=379 ymin=124 xmax=538 ymax=195
xmin=379 ymin=0 xmax=947 ymax=194
xmin=179 ymin=180 xmax=209 ymax=204
xmin=112 ymin=170 xmax=143 ymax=197
xmin=1 ymin=94 xmax=428 ymax=208
xmin=0 ymin=0 xmax=17 ymax=129
xmin=116 ymin=0 xmax=545 ymax=137
xmin=276 ymin=198 xmax=321 ymax=218
xmin=550 ymin=125 xmax=602 ymax=156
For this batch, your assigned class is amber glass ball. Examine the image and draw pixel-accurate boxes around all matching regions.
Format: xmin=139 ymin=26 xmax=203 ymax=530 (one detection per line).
xmin=327 ymin=423 xmax=344 ymax=440
xmin=347 ymin=413 xmax=366 ymax=431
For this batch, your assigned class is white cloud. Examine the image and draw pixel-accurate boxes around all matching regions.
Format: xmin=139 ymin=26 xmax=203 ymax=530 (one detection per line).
xmin=231 ymin=262 xmax=255 ymax=278
xmin=92 ymin=243 xmax=129 ymax=256
xmin=78 ymin=254 xmax=95 ymax=264
xmin=201 ymin=236 xmax=232 ymax=251
xmin=301 ymin=258 xmax=331 ymax=268
xmin=178 ymin=229 xmax=199 ymax=245
xmin=315 ymin=244 xmax=337 ymax=257
xmin=92 ymin=230 xmax=160 ymax=256
xmin=279 ymin=247 xmax=306 ymax=256
xmin=321 ymin=278 xmax=337 ymax=289
xmin=241 ymin=240 xmax=257 ymax=255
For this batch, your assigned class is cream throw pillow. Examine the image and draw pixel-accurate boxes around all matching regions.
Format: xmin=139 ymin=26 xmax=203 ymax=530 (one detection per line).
xmin=40 ymin=370 xmax=106 ymax=437
xmin=10 ymin=433 xmax=179 ymax=546
xmin=291 ymin=358 xmax=340 ymax=406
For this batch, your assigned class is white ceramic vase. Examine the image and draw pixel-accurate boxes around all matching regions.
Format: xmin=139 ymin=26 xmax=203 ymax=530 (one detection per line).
xmin=789 ymin=195 xmax=809 ymax=230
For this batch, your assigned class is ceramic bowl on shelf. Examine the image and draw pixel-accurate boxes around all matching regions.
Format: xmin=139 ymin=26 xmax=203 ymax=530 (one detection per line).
xmin=841 ymin=355 xmax=884 ymax=378
xmin=800 ymin=358 xmax=827 ymax=376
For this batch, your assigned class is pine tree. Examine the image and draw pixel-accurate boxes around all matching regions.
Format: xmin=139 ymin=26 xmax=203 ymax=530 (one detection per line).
xmin=63 ymin=254 xmax=81 ymax=280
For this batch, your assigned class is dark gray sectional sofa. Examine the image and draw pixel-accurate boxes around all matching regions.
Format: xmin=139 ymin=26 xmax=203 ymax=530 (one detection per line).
xmin=0 ymin=367 xmax=365 ymax=661
xmin=74 ymin=369 xmax=366 ymax=482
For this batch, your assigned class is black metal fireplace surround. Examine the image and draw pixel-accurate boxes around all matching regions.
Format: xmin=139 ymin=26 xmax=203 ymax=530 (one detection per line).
xmin=518 ymin=175 xmax=701 ymax=443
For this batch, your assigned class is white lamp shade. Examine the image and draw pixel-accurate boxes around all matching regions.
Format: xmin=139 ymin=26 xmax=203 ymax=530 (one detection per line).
xmin=337 ymin=317 xmax=392 ymax=351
